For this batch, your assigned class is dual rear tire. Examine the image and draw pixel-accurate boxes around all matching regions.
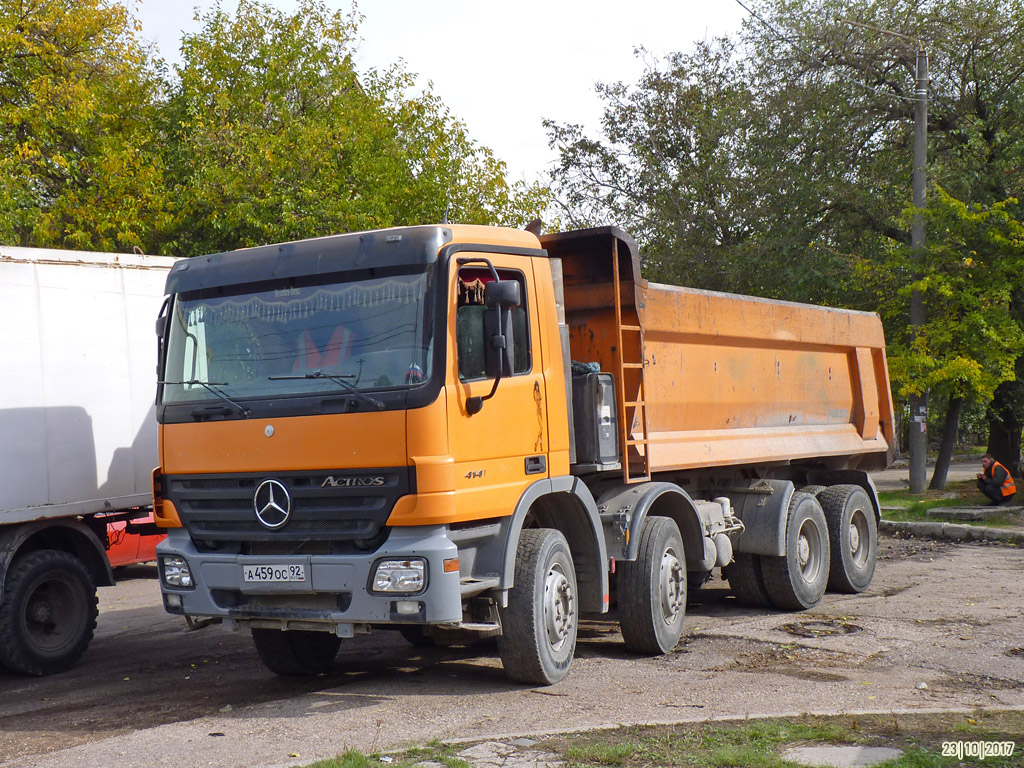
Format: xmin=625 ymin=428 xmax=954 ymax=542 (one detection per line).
xmin=728 ymin=485 xmax=877 ymax=610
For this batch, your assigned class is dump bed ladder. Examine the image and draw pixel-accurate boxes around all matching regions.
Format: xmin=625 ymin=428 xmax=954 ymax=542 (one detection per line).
xmin=611 ymin=238 xmax=650 ymax=483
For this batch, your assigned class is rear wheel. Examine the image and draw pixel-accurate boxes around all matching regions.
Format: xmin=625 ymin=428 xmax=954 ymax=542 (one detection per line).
xmin=498 ymin=529 xmax=577 ymax=685
xmin=618 ymin=517 xmax=686 ymax=654
xmin=762 ymin=493 xmax=830 ymax=610
xmin=798 ymin=484 xmax=827 ymax=497
xmin=727 ymin=552 xmax=772 ymax=608
xmin=251 ymin=628 xmax=342 ymax=675
xmin=819 ymin=484 xmax=877 ymax=593
xmin=0 ymin=550 xmax=97 ymax=676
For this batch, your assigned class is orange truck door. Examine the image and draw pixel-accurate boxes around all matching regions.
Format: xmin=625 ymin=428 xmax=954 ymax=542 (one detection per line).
xmin=447 ymin=255 xmax=549 ymax=522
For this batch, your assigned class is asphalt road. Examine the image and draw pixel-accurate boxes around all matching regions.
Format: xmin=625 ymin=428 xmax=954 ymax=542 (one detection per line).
xmin=1 ymin=537 xmax=1022 ymax=768
xmin=871 ymin=457 xmax=979 ymax=491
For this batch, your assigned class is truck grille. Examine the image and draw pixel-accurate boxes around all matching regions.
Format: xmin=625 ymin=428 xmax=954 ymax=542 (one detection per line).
xmin=165 ymin=468 xmax=411 ymax=545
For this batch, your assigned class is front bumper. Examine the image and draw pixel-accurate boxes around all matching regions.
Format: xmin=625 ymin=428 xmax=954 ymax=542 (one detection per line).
xmin=156 ymin=526 xmax=463 ymax=629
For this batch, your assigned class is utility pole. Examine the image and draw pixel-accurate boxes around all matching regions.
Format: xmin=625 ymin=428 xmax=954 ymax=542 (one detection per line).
xmin=908 ymin=46 xmax=929 ymax=494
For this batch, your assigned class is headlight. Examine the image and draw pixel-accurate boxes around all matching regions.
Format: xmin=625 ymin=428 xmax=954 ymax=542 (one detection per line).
xmin=371 ymin=559 xmax=426 ymax=593
xmin=161 ymin=555 xmax=194 ymax=589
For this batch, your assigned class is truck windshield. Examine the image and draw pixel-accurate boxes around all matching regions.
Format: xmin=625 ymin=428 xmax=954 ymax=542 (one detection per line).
xmin=161 ymin=268 xmax=435 ymax=404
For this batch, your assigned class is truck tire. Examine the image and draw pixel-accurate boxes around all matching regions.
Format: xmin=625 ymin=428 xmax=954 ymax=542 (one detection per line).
xmin=726 ymin=552 xmax=772 ymax=608
xmin=498 ymin=529 xmax=577 ymax=685
xmin=398 ymin=626 xmax=436 ymax=647
xmin=429 ymin=625 xmax=501 ymax=647
xmin=761 ymin=493 xmax=830 ymax=610
xmin=618 ymin=517 xmax=686 ymax=654
xmin=250 ymin=629 xmax=341 ymax=675
xmin=0 ymin=550 xmax=98 ymax=676
xmin=819 ymin=484 xmax=877 ymax=593
xmin=798 ymin=484 xmax=827 ymax=497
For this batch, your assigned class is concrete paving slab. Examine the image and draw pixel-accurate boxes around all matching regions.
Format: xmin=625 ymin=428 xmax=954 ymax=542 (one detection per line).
xmin=928 ymin=507 xmax=1018 ymax=521
xmin=879 ymin=519 xmax=1024 ymax=542
xmin=457 ymin=742 xmax=563 ymax=768
xmin=783 ymin=745 xmax=903 ymax=767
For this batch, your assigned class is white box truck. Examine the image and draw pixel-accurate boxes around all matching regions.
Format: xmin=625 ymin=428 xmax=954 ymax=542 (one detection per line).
xmin=0 ymin=245 xmax=176 ymax=675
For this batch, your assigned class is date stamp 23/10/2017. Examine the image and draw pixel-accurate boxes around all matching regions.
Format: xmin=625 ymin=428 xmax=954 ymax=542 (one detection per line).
xmin=941 ymin=741 xmax=1016 ymax=761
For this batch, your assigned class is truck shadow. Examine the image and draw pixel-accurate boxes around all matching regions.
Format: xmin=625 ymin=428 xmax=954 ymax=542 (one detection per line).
xmin=0 ymin=583 xmax=775 ymax=753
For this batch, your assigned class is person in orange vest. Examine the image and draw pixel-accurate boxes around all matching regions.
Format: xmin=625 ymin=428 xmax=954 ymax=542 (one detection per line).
xmin=976 ymin=454 xmax=1017 ymax=506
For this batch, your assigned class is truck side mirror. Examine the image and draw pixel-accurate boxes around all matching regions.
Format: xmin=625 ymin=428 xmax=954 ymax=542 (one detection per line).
xmin=484 ymin=306 xmax=514 ymax=379
xmin=464 ymin=285 xmax=518 ymax=416
xmin=155 ymin=298 xmax=170 ymax=380
xmin=484 ymin=280 xmax=520 ymax=309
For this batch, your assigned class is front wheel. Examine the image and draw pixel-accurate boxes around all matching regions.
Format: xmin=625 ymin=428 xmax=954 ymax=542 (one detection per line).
xmin=498 ymin=529 xmax=578 ymax=685
xmin=398 ymin=625 xmax=436 ymax=647
xmin=618 ymin=517 xmax=686 ymax=654
xmin=251 ymin=628 xmax=342 ymax=675
xmin=0 ymin=550 xmax=97 ymax=676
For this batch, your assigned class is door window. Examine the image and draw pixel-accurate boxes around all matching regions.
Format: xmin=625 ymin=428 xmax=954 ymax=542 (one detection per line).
xmin=456 ymin=267 xmax=530 ymax=381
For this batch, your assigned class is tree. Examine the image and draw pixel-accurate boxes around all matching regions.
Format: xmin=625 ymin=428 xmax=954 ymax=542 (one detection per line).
xmin=0 ymin=0 xmax=166 ymax=251
xmin=158 ymin=0 xmax=546 ymax=256
xmin=546 ymin=0 xmax=1024 ymax=477
xmin=876 ymin=188 xmax=1024 ymax=486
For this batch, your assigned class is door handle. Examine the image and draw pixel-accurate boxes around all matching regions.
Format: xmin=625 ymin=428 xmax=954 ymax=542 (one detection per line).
xmin=525 ymin=455 xmax=546 ymax=475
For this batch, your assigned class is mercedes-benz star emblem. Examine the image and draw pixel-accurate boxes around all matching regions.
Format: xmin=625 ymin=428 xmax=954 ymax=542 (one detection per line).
xmin=253 ymin=479 xmax=292 ymax=529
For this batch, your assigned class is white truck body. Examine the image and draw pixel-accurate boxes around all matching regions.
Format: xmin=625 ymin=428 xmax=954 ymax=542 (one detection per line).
xmin=0 ymin=247 xmax=176 ymax=524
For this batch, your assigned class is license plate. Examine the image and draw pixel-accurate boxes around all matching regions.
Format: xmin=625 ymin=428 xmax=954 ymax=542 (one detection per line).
xmin=242 ymin=563 xmax=306 ymax=583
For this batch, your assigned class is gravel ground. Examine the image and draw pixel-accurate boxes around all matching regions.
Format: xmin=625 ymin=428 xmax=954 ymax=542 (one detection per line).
xmin=0 ymin=537 xmax=1021 ymax=768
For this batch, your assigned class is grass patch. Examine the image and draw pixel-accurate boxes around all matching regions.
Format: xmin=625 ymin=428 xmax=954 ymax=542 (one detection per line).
xmin=877 ymin=480 xmax=981 ymax=510
xmin=305 ymin=741 xmax=470 ymax=768
xmin=552 ymin=711 xmax=1023 ymax=768
xmin=878 ymin=480 xmax=1023 ymax=528
xmin=301 ymin=711 xmax=1023 ymax=768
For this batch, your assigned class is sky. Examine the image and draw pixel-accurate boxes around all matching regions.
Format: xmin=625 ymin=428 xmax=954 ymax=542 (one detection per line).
xmin=134 ymin=1 xmax=747 ymax=184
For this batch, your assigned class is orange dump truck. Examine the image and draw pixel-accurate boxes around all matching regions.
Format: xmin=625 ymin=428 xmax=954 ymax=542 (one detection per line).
xmin=153 ymin=225 xmax=893 ymax=684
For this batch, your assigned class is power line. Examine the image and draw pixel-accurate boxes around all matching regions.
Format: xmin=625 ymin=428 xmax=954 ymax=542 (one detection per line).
xmin=732 ymin=0 xmax=917 ymax=103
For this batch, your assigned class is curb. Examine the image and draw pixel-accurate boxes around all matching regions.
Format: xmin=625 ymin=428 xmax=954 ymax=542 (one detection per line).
xmin=435 ymin=705 xmax=1024 ymax=749
xmin=880 ymin=519 xmax=1024 ymax=544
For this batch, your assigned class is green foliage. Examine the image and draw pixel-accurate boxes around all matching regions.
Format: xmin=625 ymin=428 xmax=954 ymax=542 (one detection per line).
xmin=0 ymin=0 xmax=167 ymax=250
xmin=546 ymin=0 xmax=1024 ymax=413
xmin=879 ymin=188 xmax=1024 ymax=401
xmin=0 ymin=0 xmax=547 ymax=256
xmin=156 ymin=0 xmax=548 ymax=256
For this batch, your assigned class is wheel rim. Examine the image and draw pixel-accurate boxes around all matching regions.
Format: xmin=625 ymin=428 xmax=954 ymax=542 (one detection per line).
xmin=659 ymin=546 xmax=685 ymax=625
xmin=21 ymin=574 xmax=84 ymax=654
xmin=796 ymin=519 xmax=822 ymax=583
xmin=543 ymin=562 xmax=575 ymax=651
xmin=848 ymin=508 xmax=870 ymax=568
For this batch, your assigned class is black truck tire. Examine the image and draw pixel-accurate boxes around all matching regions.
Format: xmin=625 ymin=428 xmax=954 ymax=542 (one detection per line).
xmin=0 ymin=549 xmax=98 ymax=676
xmin=798 ymin=485 xmax=827 ymax=497
xmin=762 ymin=493 xmax=831 ymax=610
xmin=618 ymin=516 xmax=687 ymax=654
xmin=251 ymin=628 xmax=342 ymax=675
xmin=498 ymin=529 xmax=577 ymax=685
xmin=819 ymin=484 xmax=877 ymax=593
xmin=726 ymin=552 xmax=772 ymax=608
xmin=398 ymin=626 xmax=436 ymax=647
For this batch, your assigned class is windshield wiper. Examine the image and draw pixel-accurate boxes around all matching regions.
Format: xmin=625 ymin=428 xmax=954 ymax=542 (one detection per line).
xmin=269 ymin=370 xmax=384 ymax=410
xmin=159 ymin=380 xmax=251 ymax=418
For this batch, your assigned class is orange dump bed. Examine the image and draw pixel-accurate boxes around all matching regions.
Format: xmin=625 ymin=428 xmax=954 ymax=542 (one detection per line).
xmin=639 ymin=283 xmax=892 ymax=471
xmin=543 ymin=227 xmax=894 ymax=475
